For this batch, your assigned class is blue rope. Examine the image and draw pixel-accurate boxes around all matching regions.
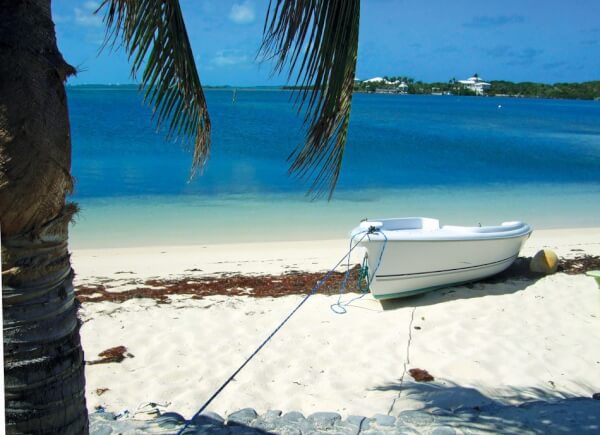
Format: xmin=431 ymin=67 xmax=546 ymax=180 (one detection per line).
xmin=331 ymin=228 xmax=388 ymax=315
xmin=176 ymin=232 xmax=370 ymax=434
xmin=330 ymin=230 xmax=367 ymax=314
xmin=358 ymin=256 xmax=370 ymax=293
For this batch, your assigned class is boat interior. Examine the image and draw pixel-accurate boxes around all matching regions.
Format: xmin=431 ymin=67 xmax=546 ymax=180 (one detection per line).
xmin=356 ymin=217 xmax=531 ymax=240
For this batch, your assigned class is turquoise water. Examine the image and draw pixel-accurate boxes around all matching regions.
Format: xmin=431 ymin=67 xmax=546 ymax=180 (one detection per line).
xmin=68 ymin=89 xmax=600 ymax=248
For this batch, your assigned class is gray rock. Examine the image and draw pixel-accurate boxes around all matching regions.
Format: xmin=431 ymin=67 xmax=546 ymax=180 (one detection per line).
xmin=93 ymin=403 xmax=600 ymax=435
xmin=430 ymin=416 xmax=465 ymax=428
xmin=360 ymin=430 xmax=388 ymax=435
xmin=201 ymin=412 xmax=226 ymax=423
xmin=154 ymin=412 xmax=186 ymax=429
xmin=273 ymin=425 xmax=302 ymax=435
xmin=429 ymin=408 xmax=454 ymax=417
xmin=361 ymin=416 xmax=398 ymax=432
xmin=101 ymin=419 xmax=142 ymax=434
xmin=298 ymin=418 xmax=318 ymax=434
xmin=250 ymin=412 xmax=289 ymax=432
xmin=431 ymin=426 xmax=456 ymax=435
xmin=193 ymin=428 xmax=231 ymax=435
xmin=333 ymin=415 xmax=367 ymax=435
xmin=178 ymin=425 xmax=202 ymax=435
xmin=192 ymin=417 xmax=225 ymax=428
xmin=307 ymin=412 xmax=342 ymax=430
xmin=90 ymin=424 xmax=114 ymax=435
xmin=373 ymin=414 xmax=396 ymax=427
xmin=453 ymin=409 xmax=479 ymax=423
xmin=227 ymin=408 xmax=258 ymax=427
xmin=333 ymin=422 xmax=363 ymax=435
xmin=249 ymin=417 xmax=277 ymax=432
xmin=90 ymin=411 xmax=117 ymax=422
xmin=229 ymin=426 xmax=259 ymax=435
xmin=360 ymin=417 xmax=374 ymax=431
xmin=263 ymin=410 xmax=282 ymax=420
xmin=281 ymin=411 xmax=305 ymax=423
xmin=345 ymin=415 xmax=366 ymax=427
xmin=393 ymin=427 xmax=420 ymax=435
xmin=398 ymin=410 xmax=434 ymax=426
xmin=190 ymin=413 xmax=227 ymax=434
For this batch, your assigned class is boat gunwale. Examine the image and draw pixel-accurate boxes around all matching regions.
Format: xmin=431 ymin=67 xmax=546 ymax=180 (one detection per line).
xmin=358 ymin=232 xmax=531 ymax=242
xmin=351 ymin=217 xmax=532 ymax=242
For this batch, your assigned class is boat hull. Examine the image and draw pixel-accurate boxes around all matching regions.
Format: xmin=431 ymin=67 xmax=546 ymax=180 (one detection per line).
xmin=357 ymin=222 xmax=530 ymax=300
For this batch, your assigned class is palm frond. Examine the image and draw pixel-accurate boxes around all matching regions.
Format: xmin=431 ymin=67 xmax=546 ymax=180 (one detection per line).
xmin=260 ymin=0 xmax=360 ymax=198
xmin=99 ymin=0 xmax=210 ymax=174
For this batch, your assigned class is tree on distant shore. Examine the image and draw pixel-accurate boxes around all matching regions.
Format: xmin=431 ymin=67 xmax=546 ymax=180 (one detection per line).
xmin=0 ymin=0 xmax=359 ymax=433
xmin=488 ymin=80 xmax=600 ymax=99
xmin=354 ymin=75 xmax=600 ymax=99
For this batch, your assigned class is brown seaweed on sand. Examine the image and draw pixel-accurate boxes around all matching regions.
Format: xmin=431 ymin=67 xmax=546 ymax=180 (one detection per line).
xmin=75 ymin=255 xmax=600 ymax=305
xmin=87 ymin=346 xmax=134 ymax=365
xmin=558 ymin=255 xmax=600 ymax=274
xmin=408 ymin=368 xmax=434 ymax=382
xmin=76 ymin=266 xmax=364 ymax=303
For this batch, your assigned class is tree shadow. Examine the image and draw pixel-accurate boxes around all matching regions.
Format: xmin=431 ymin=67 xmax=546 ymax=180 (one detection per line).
xmin=373 ymin=380 xmax=600 ymax=434
xmin=379 ymin=257 xmax=546 ymax=310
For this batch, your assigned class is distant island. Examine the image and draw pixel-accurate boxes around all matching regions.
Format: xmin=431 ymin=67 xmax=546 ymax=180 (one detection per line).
xmin=353 ymin=74 xmax=600 ymax=100
xmin=67 ymin=76 xmax=600 ymax=101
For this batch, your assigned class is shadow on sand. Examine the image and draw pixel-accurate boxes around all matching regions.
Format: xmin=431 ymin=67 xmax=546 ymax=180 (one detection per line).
xmin=379 ymin=257 xmax=546 ymax=310
xmin=373 ymin=380 xmax=600 ymax=434
xmin=377 ymin=254 xmax=600 ymax=310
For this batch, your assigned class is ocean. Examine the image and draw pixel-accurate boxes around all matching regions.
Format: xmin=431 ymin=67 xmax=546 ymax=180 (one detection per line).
xmin=68 ymin=88 xmax=600 ymax=248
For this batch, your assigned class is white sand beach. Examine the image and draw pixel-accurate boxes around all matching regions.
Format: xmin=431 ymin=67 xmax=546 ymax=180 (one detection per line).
xmin=73 ymin=228 xmax=600 ymax=420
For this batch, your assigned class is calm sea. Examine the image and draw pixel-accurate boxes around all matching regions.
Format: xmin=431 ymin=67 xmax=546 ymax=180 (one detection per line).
xmin=68 ymin=89 xmax=600 ymax=248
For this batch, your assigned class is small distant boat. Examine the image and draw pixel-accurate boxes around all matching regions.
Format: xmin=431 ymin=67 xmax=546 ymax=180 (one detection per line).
xmin=351 ymin=217 xmax=532 ymax=300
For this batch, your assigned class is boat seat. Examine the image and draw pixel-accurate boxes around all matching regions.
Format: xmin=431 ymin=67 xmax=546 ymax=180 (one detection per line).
xmin=421 ymin=218 xmax=440 ymax=230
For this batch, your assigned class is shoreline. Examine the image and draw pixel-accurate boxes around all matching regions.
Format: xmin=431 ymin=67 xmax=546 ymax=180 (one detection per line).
xmin=71 ymin=227 xmax=600 ymax=281
xmin=69 ymin=185 xmax=600 ymax=250
xmin=67 ymin=84 xmax=600 ymax=102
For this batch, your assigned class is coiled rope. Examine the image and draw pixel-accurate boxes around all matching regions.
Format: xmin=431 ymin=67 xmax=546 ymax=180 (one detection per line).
xmin=330 ymin=228 xmax=388 ymax=314
xmin=177 ymin=229 xmax=375 ymax=434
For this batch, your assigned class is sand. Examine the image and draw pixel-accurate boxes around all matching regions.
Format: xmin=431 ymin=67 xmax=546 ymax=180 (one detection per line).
xmin=72 ymin=228 xmax=600 ymax=419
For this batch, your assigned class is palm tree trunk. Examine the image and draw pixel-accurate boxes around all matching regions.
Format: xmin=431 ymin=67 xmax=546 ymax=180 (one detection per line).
xmin=1 ymin=1 xmax=88 ymax=433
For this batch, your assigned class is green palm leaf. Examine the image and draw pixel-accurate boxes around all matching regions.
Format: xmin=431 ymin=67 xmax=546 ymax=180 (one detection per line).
xmin=260 ymin=0 xmax=360 ymax=198
xmin=99 ymin=0 xmax=210 ymax=174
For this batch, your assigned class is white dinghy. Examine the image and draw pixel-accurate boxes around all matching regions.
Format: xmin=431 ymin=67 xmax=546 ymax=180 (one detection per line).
xmin=351 ymin=217 xmax=532 ymax=300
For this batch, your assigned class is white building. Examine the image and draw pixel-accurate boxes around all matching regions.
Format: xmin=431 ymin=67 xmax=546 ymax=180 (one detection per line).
xmin=363 ymin=76 xmax=391 ymax=84
xmin=458 ymin=74 xmax=491 ymax=95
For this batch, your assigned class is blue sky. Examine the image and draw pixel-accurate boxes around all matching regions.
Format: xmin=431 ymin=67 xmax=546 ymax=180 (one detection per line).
xmin=53 ymin=0 xmax=600 ymax=86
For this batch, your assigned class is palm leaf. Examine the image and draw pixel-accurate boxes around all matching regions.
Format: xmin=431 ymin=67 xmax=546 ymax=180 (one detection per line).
xmin=260 ymin=0 xmax=360 ymax=198
xmin=99 ymin=0 xmax=210 ymax=174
